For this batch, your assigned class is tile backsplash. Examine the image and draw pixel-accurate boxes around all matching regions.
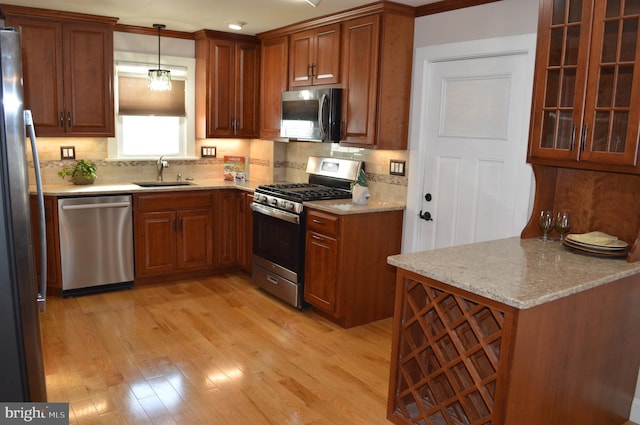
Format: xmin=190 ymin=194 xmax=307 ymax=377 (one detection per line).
xmin=29 ymin=137 xmax=408 ymax=204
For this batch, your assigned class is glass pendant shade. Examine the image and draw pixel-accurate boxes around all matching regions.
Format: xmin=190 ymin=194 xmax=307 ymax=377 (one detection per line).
xmin=148 ymin=24 xmax=171 ymax=91
xmin=148 ymin=69 xmax=171 ymax=91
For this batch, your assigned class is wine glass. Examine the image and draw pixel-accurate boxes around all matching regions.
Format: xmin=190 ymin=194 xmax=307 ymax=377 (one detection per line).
xmin=555 ymin=212 xmax=571 ymax=240
xmin=538 ymin=210 xmax=554 ymax=242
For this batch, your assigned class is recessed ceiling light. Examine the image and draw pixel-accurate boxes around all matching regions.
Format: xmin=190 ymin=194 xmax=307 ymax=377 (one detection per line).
xmin=306 ymin=0 xmax=321 ymax=6
xmin=228 ymin=21 xmax=245 ymax=30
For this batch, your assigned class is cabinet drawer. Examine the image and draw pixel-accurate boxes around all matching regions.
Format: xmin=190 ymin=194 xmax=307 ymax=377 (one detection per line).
xmin=135 ymin=191 xmax=213 ymax=212
xmin=306 ymin=209 xmax=339 ymax=236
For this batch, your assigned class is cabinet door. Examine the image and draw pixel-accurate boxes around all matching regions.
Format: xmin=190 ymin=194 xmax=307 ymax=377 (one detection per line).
xmin=238 ymin=193 xmax=254 ymax=273
xmin=135 ymin=211 xmax=178 ymax=276
xmin=579 ymin=0 xmax=640 ymax=167
xmin=529 ymin=0 xmax=594 ymax=162
xmin=341 ymin=15 xmax=380 ymax=146
xmin=314 ymin=24 xmax=341 ymax=85
xmin=304 ymin=231 xmax=338 ymax=314
xmin=30 ymin=196 xmax=60 ymax=291
xmin=289 ymin=24 xmax=340 ymax=87
xmin=289 ymin=29 xmax=314 ymax=87
xmin=214 ymin=190 xmax=240 ymax=267
xmin=177 ymin=209 xmax=213 ymax=270
xmin=260 ymin=36 xmax=289 ymax=139
xmin=9 ymin=16 xmax=65 ymax=136
xmin=207 ymin=39 xmax=236 ymax=137
xmin=235 ymin=42 xmax=260 ymax=138
xmin=63 ymin=22 xmax=114 ymax=136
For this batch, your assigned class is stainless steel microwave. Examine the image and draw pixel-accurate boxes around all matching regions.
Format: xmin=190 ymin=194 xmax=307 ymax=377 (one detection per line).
xmin=280 ymin=88 xmax=342 ymax=142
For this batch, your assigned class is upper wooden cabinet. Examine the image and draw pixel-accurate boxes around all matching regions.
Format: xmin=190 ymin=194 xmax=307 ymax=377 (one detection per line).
xmin=258 ymin=2 xmax=415 ymax=148
xmin=289 ymin=24 xmax=341 ymax=87
xmin=195 ymin=31 xmax=260 ymax=138
xmin=4 ymin=6 xmax=116 ymax=137
xmin=528 ymin=0 xmax=640 ymax=174
xmin=260 ymin=36 xmax=289 ymax=140
xmin=340 ymin=9 xmax=414 ymax=149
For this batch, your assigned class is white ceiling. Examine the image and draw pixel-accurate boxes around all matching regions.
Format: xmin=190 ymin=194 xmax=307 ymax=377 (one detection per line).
xmin=1 ymin=0 xmax=433 ymax=35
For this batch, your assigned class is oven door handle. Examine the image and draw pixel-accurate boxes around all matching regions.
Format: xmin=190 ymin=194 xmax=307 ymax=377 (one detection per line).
xmin=250 ymin=202 xmax=300 ymax=225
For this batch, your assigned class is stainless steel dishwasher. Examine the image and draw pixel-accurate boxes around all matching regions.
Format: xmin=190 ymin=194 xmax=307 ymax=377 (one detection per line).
xmin=58 ymin=195 xmax=134 ymax=295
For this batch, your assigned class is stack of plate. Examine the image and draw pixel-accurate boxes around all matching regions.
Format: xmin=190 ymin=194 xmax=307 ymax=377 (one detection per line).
xmin=563 ymin=231 xmax=629 ymax=258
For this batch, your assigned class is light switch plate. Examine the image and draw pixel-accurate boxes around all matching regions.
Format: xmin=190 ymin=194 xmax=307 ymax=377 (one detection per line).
xmin=390 ymin=160 xmax=406 ymax=176
xmin=201 ymin=146 xmax=217 ymax=158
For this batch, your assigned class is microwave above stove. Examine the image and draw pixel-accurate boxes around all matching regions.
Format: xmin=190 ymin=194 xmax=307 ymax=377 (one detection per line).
xmin=280 ymin=87 xmax=342 ymax=142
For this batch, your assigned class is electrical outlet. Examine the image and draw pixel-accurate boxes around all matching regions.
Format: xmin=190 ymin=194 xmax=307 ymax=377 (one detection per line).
xmin=60 ymin=146 xmax=76 ymax=160
xmin=390 ymin=160 xmax=406 ymax=176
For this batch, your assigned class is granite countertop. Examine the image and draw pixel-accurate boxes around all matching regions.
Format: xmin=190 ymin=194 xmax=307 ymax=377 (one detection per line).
xmin=33 ymin=181 xmax=405 ymax=215
xmin=387 ymin=237 xmax=640 ymax=310
xmin=303 ymin=198 xmax=405 ymax=215
xmin=32 ymin=179 xmax=263 ymax=196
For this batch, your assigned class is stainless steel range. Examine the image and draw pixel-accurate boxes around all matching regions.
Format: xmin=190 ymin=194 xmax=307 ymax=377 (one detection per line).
xmin=251 ymin=156 xmax=364 ymax=308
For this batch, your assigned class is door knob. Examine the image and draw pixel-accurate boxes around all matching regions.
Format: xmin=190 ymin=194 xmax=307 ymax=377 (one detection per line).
xmin=419 ymin=210 xmax=433 ymax=221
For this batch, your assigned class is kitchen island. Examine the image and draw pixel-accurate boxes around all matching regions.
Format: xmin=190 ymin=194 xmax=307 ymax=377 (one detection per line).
xmin=386 ymin=237 xmax=640 ymax=425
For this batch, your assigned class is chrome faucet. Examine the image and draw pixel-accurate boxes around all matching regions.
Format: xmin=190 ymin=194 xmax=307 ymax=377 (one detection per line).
xmin=156 ymin=156 xmax=169 ymax=181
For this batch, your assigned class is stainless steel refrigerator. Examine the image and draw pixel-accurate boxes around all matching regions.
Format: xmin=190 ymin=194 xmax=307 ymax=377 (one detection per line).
xmin=0 ymin=27 xmax=47 ymax=401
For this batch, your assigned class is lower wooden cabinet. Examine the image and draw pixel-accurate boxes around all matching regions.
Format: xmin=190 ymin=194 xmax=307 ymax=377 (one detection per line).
xmin=30 ymin=195 xmax=61 ymax=295
xmin=134 ymin=191 xmax=213 ymax=282
xmin=388 ymin=268 xmax=640 ymax=425
xmin=304 ymin=207 xmax=403 ymax=328
xmin=238 ymin=192 xmax=254 ymax=273
xmin=214 ymin=190 xmax=240 ymax=267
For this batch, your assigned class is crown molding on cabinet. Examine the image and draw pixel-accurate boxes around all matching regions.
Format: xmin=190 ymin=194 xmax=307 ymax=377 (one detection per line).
xmin=415 ymin=0 xmax=501 ymax=16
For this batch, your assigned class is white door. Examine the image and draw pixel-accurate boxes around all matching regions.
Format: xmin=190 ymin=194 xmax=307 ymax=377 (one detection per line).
xmin=403 ymin=34 xmax=536 ymax=253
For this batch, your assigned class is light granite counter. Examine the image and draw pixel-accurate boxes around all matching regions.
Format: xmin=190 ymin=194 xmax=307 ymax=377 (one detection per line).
xmin=387 ymin=237 xmax=640 ymax=309
xmin=303 ymin=198 xmax=405 ymax=215
xmin=31 ymin=179 xmax=265 ymax=196
xmin=33 ymin=181 xmax=406 ymax=215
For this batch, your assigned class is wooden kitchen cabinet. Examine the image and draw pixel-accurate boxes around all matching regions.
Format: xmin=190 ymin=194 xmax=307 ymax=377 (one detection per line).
xmin=340 ymin=8 xmax=414 ymax=149
xmin=30 ymin=195 xmax=61 ymax=295
xmin=4 ymin=6 xmax=116 ymax=137
xmin=195 ymin=31 xmax=260 ymax=138
xmin=289 ymin=23 xmax=340 ymax=87
xmin=213 ymin=190 xmax=240 ymax=267
xmin=528 ymin=0 xmax=640 ymax=173
xmin=134 ymin=191 xmax=213 ymax=283
xmin=259 ymin=35 xmax=289 ymax=140
xmin=388 ymin=267 xmax=640 ymax=425
xmin=304 ymin=207 xmax=403 ymax=328
xmin=237 ymin=192 xmax=254 ymax=273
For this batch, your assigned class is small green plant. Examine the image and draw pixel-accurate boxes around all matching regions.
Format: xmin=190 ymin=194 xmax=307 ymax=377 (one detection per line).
xmin=58 ymin=159 xmax=97 ymax=181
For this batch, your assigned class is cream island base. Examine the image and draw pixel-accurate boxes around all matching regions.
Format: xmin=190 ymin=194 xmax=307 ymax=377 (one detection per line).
xmin=386 ymin=237 xmax=640 ymax=425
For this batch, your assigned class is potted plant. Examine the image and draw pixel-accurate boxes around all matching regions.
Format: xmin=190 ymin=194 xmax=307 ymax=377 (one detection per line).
xmin=58 ymin=159 xmax=97 ymax=185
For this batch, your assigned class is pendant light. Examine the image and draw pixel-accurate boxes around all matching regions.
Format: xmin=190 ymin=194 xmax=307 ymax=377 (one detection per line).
xmin=148 ymin=24 xmax=171 ymax=91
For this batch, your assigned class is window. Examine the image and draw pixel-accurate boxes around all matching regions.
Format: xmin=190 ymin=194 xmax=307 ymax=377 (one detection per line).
xmin=109 ymin=51 xmax=196 ymax=159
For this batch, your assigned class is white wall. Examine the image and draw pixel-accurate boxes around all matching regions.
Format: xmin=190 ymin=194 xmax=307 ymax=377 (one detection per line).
xmin=413 ymin=0 xmax=539 ymax=48
xmin=411 ymin=1 xmax=639 ymax=421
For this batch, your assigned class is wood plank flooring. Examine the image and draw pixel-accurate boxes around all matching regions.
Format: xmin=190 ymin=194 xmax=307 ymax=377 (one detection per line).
xmin=40 ymin=273 xmax=394 ymax=424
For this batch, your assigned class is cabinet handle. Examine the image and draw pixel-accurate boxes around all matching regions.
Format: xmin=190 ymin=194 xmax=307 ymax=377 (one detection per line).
xmin=569 ymin=124 xmax=576 ymax=150
xmin=266 ymin=275 xmax=279 ymax=285
xmin=312 ymin=219 xmax=325 ymax=225
xmin=67 ymin=112 xmax=71 ymax=128
xmin=172 ymin=216 xmax=177 ymax=231
xmin=580 ymin=124 xmax=588 ymax=151
xmin=312 ymin=235 xmax=325 ymax=241
xmin=310 ymin=63 xmax=316 ymax=77
xmin=178 ymin=216 xmax=183 ymax=231
xmin=59 ymin=112 xmax=64 ymax=128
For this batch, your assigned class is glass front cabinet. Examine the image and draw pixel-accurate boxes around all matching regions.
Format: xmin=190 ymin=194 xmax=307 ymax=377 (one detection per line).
xmin=528 ymin=0 xmax=640 ymax=173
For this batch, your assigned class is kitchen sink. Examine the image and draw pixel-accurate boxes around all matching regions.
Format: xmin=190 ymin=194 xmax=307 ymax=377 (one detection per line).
xmin=133 ymin=181 xmax=195 ymax=187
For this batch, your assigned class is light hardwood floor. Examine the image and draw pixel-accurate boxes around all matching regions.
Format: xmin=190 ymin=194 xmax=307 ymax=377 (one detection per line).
xmin=40 ymin=273 xmax=394 ymax=424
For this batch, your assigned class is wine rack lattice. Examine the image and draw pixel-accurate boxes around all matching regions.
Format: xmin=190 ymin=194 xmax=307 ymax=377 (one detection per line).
xmin=391 ymin=278 xmax=506 ymax=425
